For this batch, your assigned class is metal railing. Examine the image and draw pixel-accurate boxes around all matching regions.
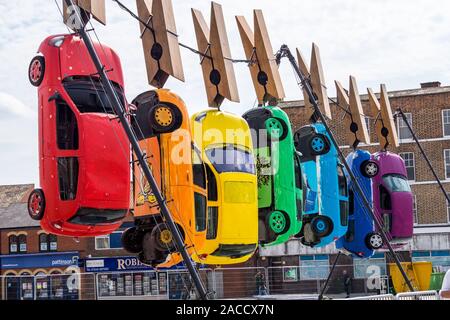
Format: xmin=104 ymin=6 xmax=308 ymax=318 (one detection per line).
xmin=0 ymin=265 xmax=443 ymax=300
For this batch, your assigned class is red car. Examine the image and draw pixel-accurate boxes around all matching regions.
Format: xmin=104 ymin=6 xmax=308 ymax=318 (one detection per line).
xmin=27 ymin=34 xmax=131 ymax=236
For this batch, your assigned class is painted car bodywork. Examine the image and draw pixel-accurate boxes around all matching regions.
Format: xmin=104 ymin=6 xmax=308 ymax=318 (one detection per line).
xmin=242 ymin=106 xmax=303 ymax=246
xmin=187 ymin=109 xmax=258 ymax=265
xmin=33 ymin=34 xmax=130 ymax=236
xmin=371 ymin=151 xmax=414 ymax=243
xmin=336 ymin=150 xmax=376 ymax=258
xmin=295 ymin=123 xmax=349 ymax=247
xmin=131 ymin=89 xmax=208 ymax=267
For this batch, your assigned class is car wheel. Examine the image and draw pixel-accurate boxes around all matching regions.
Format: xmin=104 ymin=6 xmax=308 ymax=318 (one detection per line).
xmin=121 ymin=227 xmax=144 ymax=253
xmin=311 ymin=216 xmax=333 ymax=237
xmin=265 ymin=117 xmax=288 ymax=141
xmin=148 ymin=103 xmax=182 ymax=134
xmin=28 ymin=56 xmax=45 ymax=87
xmin=366 ymin=232 xmax=384 ymax=249
xmin=267 ymin=211 xmax=290 ymax=235
xmin=361 ymin=160 xmax=379 ymax=178
xmin=152 ymin=224 xmax=176 ymax=252
xmin=309 ymin=134 xmax=328 ymax=155
xmin=28 ymin=189 xmax=45 ymax=221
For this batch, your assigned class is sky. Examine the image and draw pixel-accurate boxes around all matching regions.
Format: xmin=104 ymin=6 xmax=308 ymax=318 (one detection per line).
xmin=1 ymin=0 xmax=450 ymax=185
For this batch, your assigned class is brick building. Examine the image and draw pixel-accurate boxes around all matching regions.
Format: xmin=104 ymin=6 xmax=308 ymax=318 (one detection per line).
xmin=256 ymin=81 xmax=450 ymax=291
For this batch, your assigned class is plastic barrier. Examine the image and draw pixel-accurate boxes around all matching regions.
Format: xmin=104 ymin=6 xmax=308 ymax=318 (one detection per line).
xmin=344 ymin=294 xmax=396 ymax=300
xmin=396 ymin=290 xmax=440 ymax=300
xmin=388 ymin=261 xmax=432 ymax=293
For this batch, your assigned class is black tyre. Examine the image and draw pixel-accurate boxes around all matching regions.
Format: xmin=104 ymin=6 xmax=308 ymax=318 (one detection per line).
xmin=148 ymin=103 xmax=182 ymax=134
xmin=361 ymin=160 xmax=379 ymax=178
xmin=308 ymin=134 xmax=329 ymax=155
xmin=28 ymin=56 xmax=45 ymax=87
xmin=28 ymin=189 xmax=45 ymax=220
xmin=121 ymin=227 xmax=144 ymax=253
xmin=311 ymin=216 xmax=333 ymax=238
xmin=365 ymin=232 xmax=384 ymax=249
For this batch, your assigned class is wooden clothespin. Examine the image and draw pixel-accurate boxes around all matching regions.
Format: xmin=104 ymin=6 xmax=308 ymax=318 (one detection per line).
xmin=136 ymin=0 xmax=184 ymax=88
xmin=63 ymin=0 xmax=106 ymax=27
xmin=309 ymin=43 xmax=332 ymax=119
xmin=335 ymin=76 xmax=370 ymax=147
xmin=236 ymin=10 xmax=285 ymax=105
xmin=367 ymin=85 xmax=399 ymax=149
xmin=192 ymin=2 xmax=239 ymax=108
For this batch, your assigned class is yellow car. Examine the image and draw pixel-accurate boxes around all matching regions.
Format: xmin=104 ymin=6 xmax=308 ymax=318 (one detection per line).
xmin=162 ymin=109 xmax=258 ymax=266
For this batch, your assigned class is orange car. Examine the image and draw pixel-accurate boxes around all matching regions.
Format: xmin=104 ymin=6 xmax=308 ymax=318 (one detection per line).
xmin=121 ymin=89 xmax=208 ymax=267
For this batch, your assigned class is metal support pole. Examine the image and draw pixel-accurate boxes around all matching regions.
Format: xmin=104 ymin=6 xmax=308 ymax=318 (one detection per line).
xmin=70 ymin=11 xmax=208 ymax=299
xmin=396 ymin=108 xmax=450 ymax=204
xmin=318 ymin=252 xmax=341 ymax=300
xmin=276 ymin=44 xmax=415 ymax=292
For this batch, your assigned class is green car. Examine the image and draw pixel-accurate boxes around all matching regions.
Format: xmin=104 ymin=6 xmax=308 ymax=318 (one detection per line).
xmin=243 ymin=106 xmax=303 ymax=246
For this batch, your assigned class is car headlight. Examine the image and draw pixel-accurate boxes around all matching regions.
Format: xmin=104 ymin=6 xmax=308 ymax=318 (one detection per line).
xmin=49 ymin=36 xmax=65 ymax=47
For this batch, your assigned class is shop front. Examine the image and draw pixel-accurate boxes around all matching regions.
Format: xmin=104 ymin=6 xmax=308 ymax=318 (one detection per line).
xmin=85 ymin=256 xmax=197 ymax=299
xmin=0 ymin=252 xmax=80 ymax=300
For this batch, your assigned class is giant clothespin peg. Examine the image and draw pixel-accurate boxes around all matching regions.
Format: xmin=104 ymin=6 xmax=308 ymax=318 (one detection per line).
xmin=192 ymin=2 xmax=239 ymax=108
xmin=379 ymin=84 xmax=399 ymax=148
xmin=296 ymin=48 xmax=314 ymax=119
xmin=367 ymin=85 xmax=399 ymax=149
xmin=63 ymin=0 xmax=106 ymax=28
xmin=335 ymin=76 xmax=370 ymax=147
xmin=309 ymin=43 xmax=332 ymax=119
xmin=136 ymin=0 xmax=184 ymax=88
xmin=236 ymin=10 xmax=285 ymax=105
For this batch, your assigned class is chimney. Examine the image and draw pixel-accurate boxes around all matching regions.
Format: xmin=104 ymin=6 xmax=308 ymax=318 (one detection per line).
xmin=421 ymin=81 xmax=441 ymax=88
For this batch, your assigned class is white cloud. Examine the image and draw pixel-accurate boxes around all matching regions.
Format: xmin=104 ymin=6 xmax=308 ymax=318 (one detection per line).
xmin=0 ymin=92 xmax=36 ymax=118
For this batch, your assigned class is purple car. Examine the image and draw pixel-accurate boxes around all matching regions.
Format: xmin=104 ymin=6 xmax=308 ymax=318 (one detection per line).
xmin=360 ymin=151 xmax=414 ymax=244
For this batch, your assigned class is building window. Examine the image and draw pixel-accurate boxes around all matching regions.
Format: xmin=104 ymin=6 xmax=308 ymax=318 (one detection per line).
xmin=400 ymin=152 xmax=415 ymax=181
xmin=9 ymin=235 xmax=18 ymax=253
xmin=397 ymin=112 xmax=413 ymax=140
xmin=442 ymin=109 xmax=450 ymax=137
xmin=95 ymin=232 xmax=123 ymax=250
xmin=445 ymin=150 xmax=450 ymax=179
xmin=353 ymin=253 xmax=387 ymax=279
xmin=18 ymin=234 xmax=27 ymax=253
xmin=412 ymin=251 xmax=450 ymax=272
xmin=283 ymin=267 xmax=299 ymax=282
xmin=39 ymin=234 xmax=48 ymax=252
xmin=299 ymin=255 xmax=329 ymax=280
xmin=49 ymin=234 xmax=58 ymax=251
xmin=39 ymin=233 xmax=58 ymax=252
xmin=447 ymin=193 xmax=450 ymax=224
xmin=413 ymin=195 xmax=418 ymax=225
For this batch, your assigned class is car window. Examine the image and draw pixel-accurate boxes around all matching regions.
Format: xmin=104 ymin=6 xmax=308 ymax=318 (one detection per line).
xmin=194 ymin=193 xmax=207 ymax=232
xmin=206 ymin=207 xmax=219 ymax=240
xmin=192 ymin=145 xmax=206 ymax=189
xmin=205 ymin=165 xmax=218 ymax=201
xmin=56 ymin=101 xmax=79 ymax=150
xmin=337 ymin=164 xmax=348 ymax=197
xmin=379 ymin=185 xmax=392 ymax=210
xmin=63 ymin=79 xmax=124 ymax=114
xmin=294 ymin=154 xmax=303 ymax=190
xmin=57 ymin=157 xmax=79 ymax=201
xmin=206 ymin=145 xmax=255 ymax=174
xmin=382 ymin=174 xmax=411 ymax=192
xmin=211 ymin=244 xmax=256 ymax=258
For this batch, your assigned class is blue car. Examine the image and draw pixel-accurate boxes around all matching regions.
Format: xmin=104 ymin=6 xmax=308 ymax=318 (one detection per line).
xmin=336 ymin=150 xmax=384 ymax=258
xmin=294 ymin=123 xmax=349 ymax=248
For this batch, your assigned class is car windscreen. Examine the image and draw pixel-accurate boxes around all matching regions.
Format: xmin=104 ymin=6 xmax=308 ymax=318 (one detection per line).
xmin=205 ymin=145 xmax=255 ymax=174
xmin=69 ymin=208 xmax=127 ymax=225
xmin=210 ymin=244 xmax=256 ymax=258
xmin=382 ymin=174 xmax=411 ymax=192
xmin=63 ymin=79 xmax=124 ymax=114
